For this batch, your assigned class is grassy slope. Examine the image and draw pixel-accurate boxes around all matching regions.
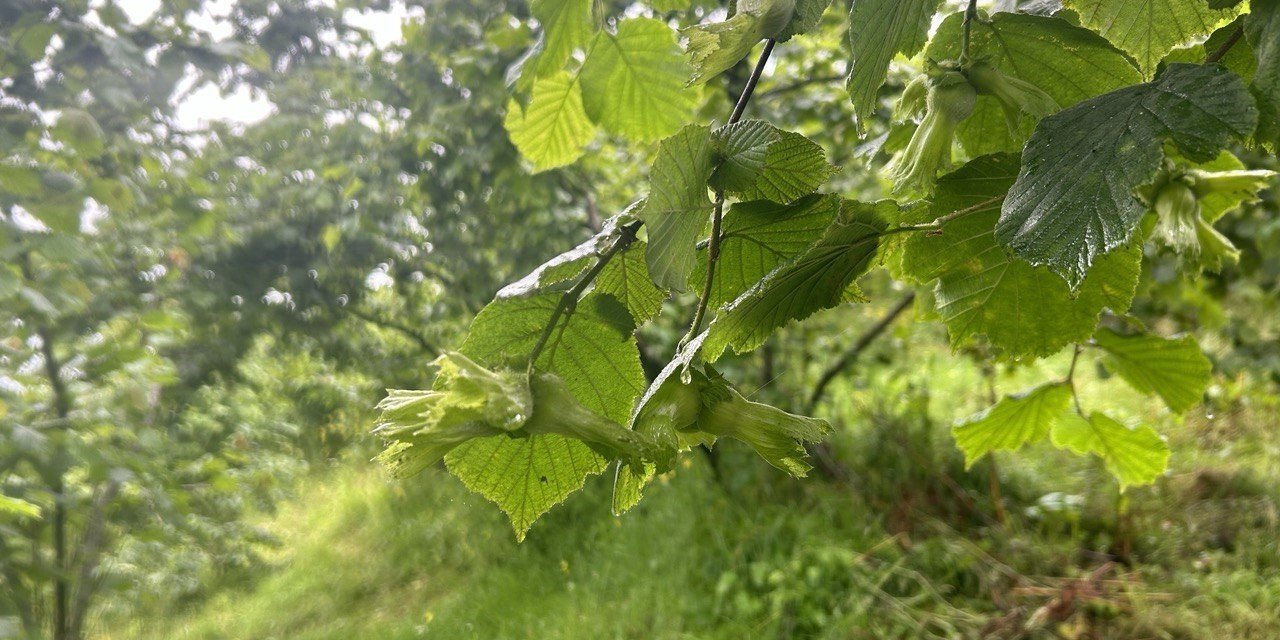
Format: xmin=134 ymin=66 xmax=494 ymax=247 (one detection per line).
xmin=102 ymin=334 xmax=1280 ymax=639
xmin=103 ymin=430 xmax=1280 ymax=637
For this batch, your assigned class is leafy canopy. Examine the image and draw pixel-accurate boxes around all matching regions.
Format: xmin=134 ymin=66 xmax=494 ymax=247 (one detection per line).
xmin=374 ymin=0 xmax=1277 ymax=538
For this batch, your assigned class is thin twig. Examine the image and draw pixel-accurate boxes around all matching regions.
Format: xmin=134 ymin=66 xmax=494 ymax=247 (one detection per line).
xmin=1064 ymin=343 xmax=1084 ymax=414
xmin=730 ymin=39 xmax=777 ymax=124
xmin=683 ymin=191 xmax=726 ymax=343
xmin=759 ymin=74 xmax=844 ymax=99
xmin=805 ymin=293 xmax=917 ymax=413
xmin=527 ymin=221 xmax=641 ymax=369
xmin=684 ymin=40 xmax=778 ymax=345
xmin=891 ymin=195 xmax=1005 ymax=234
xmin=961 ymin=0 xmax=979 ymax=62
xmin=346 ymin=306 xmax=442 ymax=357
xmin=1205 ymin=26 xmax=1244 ymax=64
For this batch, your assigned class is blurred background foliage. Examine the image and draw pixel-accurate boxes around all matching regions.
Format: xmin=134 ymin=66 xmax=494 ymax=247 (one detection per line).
xmin=1 ymin=0 xmax=1278 ymax=639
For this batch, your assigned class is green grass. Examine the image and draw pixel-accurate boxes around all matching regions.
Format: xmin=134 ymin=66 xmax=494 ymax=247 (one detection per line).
xmin=99 ymin=333 xmax=1280 ymax=639
xmin=104 ymin=389 xmax=1280 ymax=640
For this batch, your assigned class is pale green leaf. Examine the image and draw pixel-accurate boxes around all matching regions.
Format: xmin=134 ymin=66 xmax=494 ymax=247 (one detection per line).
xmin=1064 ymin=0 xmax=1241 ymax=76
xmin=638 ymin=125 xmax=716 ymax=291
xmin=900 ymin=155 xmax=1140 ymax=358
xmin=924 ymin=12 xmax=1142 ymax=156
xmin=504 ymin=72 xmax=596 ymax=171
xmin=0 ymin=495 xmax=41 ymax=521
xmin=845 ymin=0 xmax=944 ymax=130
xmin=1094 ymin=328 xmax=1212 ymax=413
xmin=448 ymin=432 xmax=606 ymax=542
xmin=953 ymin=383 xmax=1070 ymax=466
xmin=683 ymin=0 xmax=828 ymax=82
xmin=703 ymin=199 xmax=889 ymax=360
xmin=996 ymin=63 xmax=1257 ymax=288
xmin=690 ymin=194 xmax=840 ymax=309
xmin=448 ymin=293 xmax=646 ymax=539
xmin=1051 ymin=412 xmax=1170 ymax=489
xmin=595 ymin=240 xmax=666 ymax=323
xmin=684 ymin=13 xmax=765 ymax=85
xmin=531 ymin=0 xmax=595 ymax=77
xmin=580 ymin=18 xmax=698 ymax=142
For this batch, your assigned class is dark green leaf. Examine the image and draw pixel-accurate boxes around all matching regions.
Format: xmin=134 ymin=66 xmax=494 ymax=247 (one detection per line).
xmin=996 ymin=63 xmax=1257 ymax=288
xmin=900 ymin=155 xmax=1141 ymax=358
xmin=703 ymin=199 xmax=889 ymax=360
xmin=690 ymin=194 xmax=840 ymax=310
xmin=1247 ymin=0 xmax=1280 ymax=147
xmin=711 ymin=120 xmax=837 ymax=204
xmin=924 ymin=12 xmax=1142 ymax=156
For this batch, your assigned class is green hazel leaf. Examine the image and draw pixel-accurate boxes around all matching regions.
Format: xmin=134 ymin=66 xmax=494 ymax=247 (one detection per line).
xmin=900 ymin=155 xmax=1141 ymax=358
xmin=1064 ymin=0 xmax=1242 ymax=76
xmin=638 ymin=124 xmax=717 ymax=291
xmin=0 ymin=495 xmax=41 ymax=522
xmin=448 ymin=293 xmax=646 ymax=539
xmin=498 ymin=218 xmax=628 ymax=299
xmin=953 ymin=383 xmax=1071 ymax=467
xmin=924 ymin=12 xmax=1142 ymax=156
xmin=684 ymin=13 xmax=765 ymax=85
xmin=775 ymin=0 xmax=833 ymax=41
xmin=531 ymin=0 xmax=595 ymax=77
xmin=1093 ymin=328 xmax=1212 ymax=414
xmin=595 ymin=240 xmax=666 ymax=323
xmin=702 ymin=199 xmax=890 ymax=360
xmin=579 ymin=18 xmax=698 ymax=142
xmin=711 ymin=120 xmax=838 ymax=204
xmin=845 ymin=0 xmax=945 ymax=131
xmin=1247 ymin=0 xmax=1280 ymax=147
xmin=447 ymin=429 xmax=606 ymax=542
xmin=504 ymin=71 xmax=596 ymax=172
xmin=1051 ymin=412 xmax=1170 ymax=489
xmin=995 ymin=63 xmax=1257 ymax=289
xmin=690 ymin=194 xmax=841 ymax=309
xmin=682 ymin=0 xmax=824 ymax=82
